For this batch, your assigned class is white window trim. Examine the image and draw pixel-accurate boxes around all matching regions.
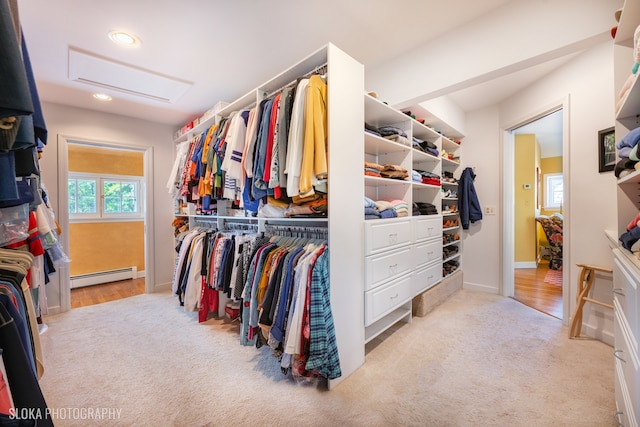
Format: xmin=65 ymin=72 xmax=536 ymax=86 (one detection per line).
xmin=69 ymin=172 xmax=144 ymax=222
xmin=543 ymin=172 xmax=563 ymax=210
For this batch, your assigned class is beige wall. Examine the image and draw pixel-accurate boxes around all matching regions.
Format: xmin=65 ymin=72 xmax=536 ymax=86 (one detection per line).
xmin=68 ymin=144 xmax=145 ymax=276
xmin=68 ymin=144 xmax=144 ymax=176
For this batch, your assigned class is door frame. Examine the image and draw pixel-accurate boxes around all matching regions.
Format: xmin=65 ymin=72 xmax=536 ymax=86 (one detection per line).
xmin=57 ymin=134 xmax=155 ymax=312
xmin=500 ymin=96 xmax=570 ymax=324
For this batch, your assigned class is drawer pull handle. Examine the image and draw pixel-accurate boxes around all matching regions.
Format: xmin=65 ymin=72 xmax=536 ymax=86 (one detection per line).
xmin=390 ymin=293 xmax=399 ymax=300
xmin=613 ymin=411 xmax=624 ymax=426
xmin=389 ymin=264 xmax=398 ymax=274
xmin=613 ymin=349 xmax=626 ymax=363
xmin=612 ymin=288 xmax=625 ymax=297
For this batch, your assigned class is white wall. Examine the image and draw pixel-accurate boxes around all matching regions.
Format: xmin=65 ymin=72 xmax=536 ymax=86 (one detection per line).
xmin=465 ymin=41 xmax=617 ymax=342
xmin=39 ymin=102 xmax=176 ymax=313
xmin=459 ymin=105 xmax=502 ymax=293
xmin=366 ymin=0 xmax=620 ymax=109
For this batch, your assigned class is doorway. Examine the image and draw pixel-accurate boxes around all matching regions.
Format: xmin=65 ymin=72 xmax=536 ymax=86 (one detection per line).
xmin=57 ymin=136 xmax=154 ymax=311
xmin=502 ymin=102 xmax=569 ymax=323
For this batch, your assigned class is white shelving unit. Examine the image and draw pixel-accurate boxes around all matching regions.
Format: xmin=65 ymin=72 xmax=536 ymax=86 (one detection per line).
xmin=362 ymin=94 xmax=465 ymax=341
xmin=172 ymin=43 xmax=365 ymax=389
xmin=170 ymin=43 xmax=468 ymax=388
xmin=611 ymin=0 xmax=640 ymax=424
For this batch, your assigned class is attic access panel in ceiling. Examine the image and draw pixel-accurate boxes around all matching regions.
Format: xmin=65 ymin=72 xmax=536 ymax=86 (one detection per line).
xmin=68 ymin=47 xmax=192 ymax=103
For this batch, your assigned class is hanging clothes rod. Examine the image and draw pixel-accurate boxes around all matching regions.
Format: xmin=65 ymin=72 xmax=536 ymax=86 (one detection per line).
xmin=221 ymin=62 xmax=329 ymax=116
xmin=224 ymin=221 xmax=259 ymax=231
xmin=265 ymin=62 xmax=328 ymax=99
xmin=264 ymin=224 xmax=328 ymax=238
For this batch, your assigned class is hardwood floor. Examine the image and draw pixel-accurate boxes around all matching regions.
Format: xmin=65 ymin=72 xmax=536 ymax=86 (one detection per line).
xmin=513 ymin=261 xmax=563 ymax=319
xmin=70 ymin=278 xmax=146 ymax=308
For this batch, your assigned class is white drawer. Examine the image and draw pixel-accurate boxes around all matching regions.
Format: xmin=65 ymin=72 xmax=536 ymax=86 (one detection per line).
xmin=412 ymin=263 xmax=442 ymax=295
xmin=365 ymin=246 xmax=413 ymax=291
xmin=414 ymin=240 xmax=442 ymax=269
xmin=364 ymin=218 xmax=412 ymax=255
xmin=614 ymin=308 xmax=639 ymax=426
xmin=614 ymin=362 xmax=633 ymax=427
xmin=613 ymin=254 xmax=639 ymax=348
xmin=413 ymin=216 xmax=442 ymax=242
xmin=364 ymin=273 xmax=412 ymax=326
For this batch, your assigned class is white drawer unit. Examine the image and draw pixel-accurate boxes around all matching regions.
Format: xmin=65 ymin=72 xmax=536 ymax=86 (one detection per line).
xmin=612 ymin=248 xmax=640 ymax=426
xmin=364 ymin=273 xmax=412 ymax=326
xmin=414 ymin=240 xmax=442 ymax=269
xmin=613 ymin=254 xmax=639 ymax=351
xmin=365 ymin=246 xmax=413 ymax=291
xmin=614 ymin=307 xmax=639 ymax=426
xmin=413 ymin=215 xmax=441 ymax=242
xmin=364 ymin=218 xmax=412 ymax=256
xmin=412 ymin=262 xmax=442 ymax=295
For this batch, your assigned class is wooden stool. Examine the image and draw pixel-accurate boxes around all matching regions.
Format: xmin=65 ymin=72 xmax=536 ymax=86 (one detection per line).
xmin=569 ymin=263 xmax=613 ymax=339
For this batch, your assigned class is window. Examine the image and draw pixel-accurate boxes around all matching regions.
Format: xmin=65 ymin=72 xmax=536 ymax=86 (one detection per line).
xmin=69 ymin=173 xmax=143 ymax=221
xmin=544 ymin=173 xmax=563 ymax=209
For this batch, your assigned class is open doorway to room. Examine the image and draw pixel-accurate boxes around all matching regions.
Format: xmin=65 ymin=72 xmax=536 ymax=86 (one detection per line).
xmin=510 ymin=109 xmax=564 ymax=319
xmin=65 ymin=141 xmax=147 ymax=308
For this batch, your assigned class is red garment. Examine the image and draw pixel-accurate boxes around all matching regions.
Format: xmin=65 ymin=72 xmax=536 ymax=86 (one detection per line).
xmin=627 ymin=212 xmax=640 ymax=231
xmin=0 ymin=371 xmax=12 ymax=415
xmin=263 ymin=94 xmax=281 ymax=194
xmin=198 ymin=276 xmax=219 ymax=323
xmin=4 ymin=212 xmax=44 ymax=287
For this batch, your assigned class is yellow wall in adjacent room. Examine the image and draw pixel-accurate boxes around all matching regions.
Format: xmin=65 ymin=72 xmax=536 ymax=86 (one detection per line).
xmin=537 ymin=156 xmax=563 ymax=248
xmin=69 ymin=222 xmax=145 ymax=275
xmin=514 ymin=134 xmax=539 ymax=263
xmin=68 ymin=144 xmax=145 ymax=276
xmin=68 ymin=144 xmax=143 ymax=175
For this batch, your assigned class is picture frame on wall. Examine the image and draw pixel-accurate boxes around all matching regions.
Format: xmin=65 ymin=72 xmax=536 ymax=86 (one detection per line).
xmin=598 ymin=127 xmax=615 ymax=173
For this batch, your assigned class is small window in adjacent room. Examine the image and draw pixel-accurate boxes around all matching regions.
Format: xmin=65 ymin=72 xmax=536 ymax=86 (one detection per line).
xmin=544 ymin=173 xmax=563 ymax=209
xmin=68 ymin=173 xmax=143 ymax=221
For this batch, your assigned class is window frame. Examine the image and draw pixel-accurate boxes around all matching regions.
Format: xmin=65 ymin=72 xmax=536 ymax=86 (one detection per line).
xmin=68 ymin=172 xmax=144 ymax=222
xmin=543 ymin=172 xmax=563 ymax=210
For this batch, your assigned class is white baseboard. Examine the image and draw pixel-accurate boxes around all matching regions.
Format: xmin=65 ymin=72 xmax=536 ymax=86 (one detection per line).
xmin=463 ymin=281 xmax=500 ymax=294
xmin=70 ymin=266 xmax=138 ymax=289
xmin=514 ymin=262 xmax=537 ymax=269
xmin=153 ymin=282 xmax=172 ymax=292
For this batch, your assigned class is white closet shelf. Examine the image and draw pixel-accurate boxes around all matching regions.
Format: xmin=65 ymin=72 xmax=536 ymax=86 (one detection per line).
xmin=443 ymin=254 xmax=461 ymax=263
xmin=364 ymin=132 xmax=411 ymax=155
xmin=364 ymin=304 xmax=412 ymax=344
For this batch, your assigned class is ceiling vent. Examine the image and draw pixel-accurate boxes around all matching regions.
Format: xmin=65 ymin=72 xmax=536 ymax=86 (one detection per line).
xmin=68 ymin=47 xmax=191 ymax=103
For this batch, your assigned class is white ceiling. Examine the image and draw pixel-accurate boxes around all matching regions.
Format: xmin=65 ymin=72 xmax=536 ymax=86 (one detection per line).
xmin=17 ymin=0 xmax=571 ymax=148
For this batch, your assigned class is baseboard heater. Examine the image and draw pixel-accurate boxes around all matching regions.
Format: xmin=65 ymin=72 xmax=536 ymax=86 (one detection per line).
xmin=70 ymin=267 xmax=137 ymax=289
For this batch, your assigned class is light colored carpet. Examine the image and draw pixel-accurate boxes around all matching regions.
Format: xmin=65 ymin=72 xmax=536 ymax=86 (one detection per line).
xmin=38 ymin=289 xmax=615 ymax=427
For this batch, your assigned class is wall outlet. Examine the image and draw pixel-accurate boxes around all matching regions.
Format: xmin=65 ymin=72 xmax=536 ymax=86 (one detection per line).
xmin=484 ymin=206 xmax=496 ymax=215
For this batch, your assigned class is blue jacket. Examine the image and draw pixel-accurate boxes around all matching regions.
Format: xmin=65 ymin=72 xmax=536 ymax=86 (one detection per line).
xmin=459 ymin=167 xmax=482 ymax=229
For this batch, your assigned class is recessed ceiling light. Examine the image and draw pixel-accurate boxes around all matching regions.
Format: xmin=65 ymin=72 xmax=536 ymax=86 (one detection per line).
xmin=108 ymin=30 xmax=141 ymax=47
xmin=93 ymin=93 xmax=112 ymax=101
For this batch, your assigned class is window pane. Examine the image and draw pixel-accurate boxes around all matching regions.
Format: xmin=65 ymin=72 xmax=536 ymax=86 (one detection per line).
xmin=122 ymin=198 xmax=136 ymax=212
xmin=545 ymin=174 xmax=563 ymax=208
xmin=78 ymin=196 xmax=96 ymax=213
xmin=104 ymin=197 xmax=120 ymax=213
xmin=76 ymin=179 xmax=96 ymax=213
xmin=121 ymin=183 xmax=135 ymax=198
xmin=68 ymin=179 xmax=77 ymax=213
xmin=77 ymin=180 xmax=96 ymax=197
xmin=103 ymin=181 xmax=122 ymax=213
xmin=103 ymin=181 xmax=120 ymax=198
